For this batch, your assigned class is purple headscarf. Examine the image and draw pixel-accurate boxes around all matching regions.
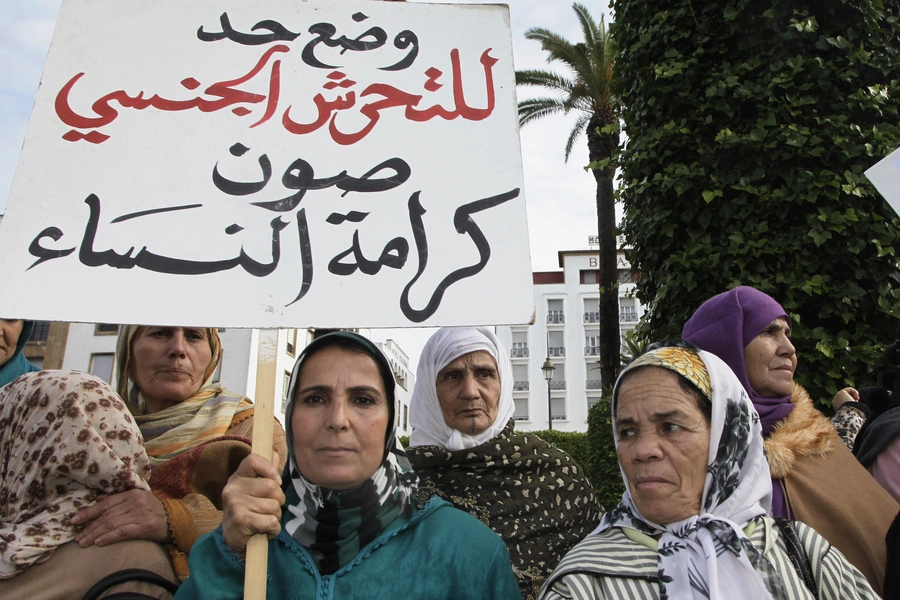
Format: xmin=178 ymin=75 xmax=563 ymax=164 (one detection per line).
xmin=682 ymin=287 xmax=796 ymax=517
xmin=682 ymin=286 xmax=795 ymax=432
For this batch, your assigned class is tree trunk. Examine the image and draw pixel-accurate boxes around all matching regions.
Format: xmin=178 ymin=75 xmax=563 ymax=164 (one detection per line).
xmin=587 ymin=111 xmax=620 ymax=389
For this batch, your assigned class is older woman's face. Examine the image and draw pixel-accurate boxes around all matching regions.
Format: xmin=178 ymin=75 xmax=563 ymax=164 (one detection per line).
xmin=130 ymin=326 xmax=212 ymax=413
xmin=744 ymin=317 xmax=796 ymax=398
xmin=0 ymin=319 xmax=25 ymax=366
xmin=615 ymin=367 xmax=710 ymax=524
xmin=291 ymin=346 xmax=389 ymax=490
xmin=435 ymin=350 xmax=500 ymax=436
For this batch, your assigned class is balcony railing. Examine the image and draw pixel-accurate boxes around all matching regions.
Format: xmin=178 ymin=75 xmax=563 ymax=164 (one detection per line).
xmin=510 ymin=347 xmax=529 ymax=358
xmin=583 ymin=312 xmax=600 ymax=323
xmin=586 ymin=379 xmax=603 ymax=390
xmin=513 ymin=380 xmax=529 ymax=391
xmin=548 ymin=347 xmax=566 ymax=357
xmin=513 ymin=415 xmax=529 ymax=421
xmin=620 ymin=311 xmax=638 ymax=322
xmin=549 ymin=380 xmax=567 ymax=390
xmin=547 ymin=312 xmax=565 ymax=324
xmin=584 ymin=346 xmax=599 ymax=356
xmin=551 ymin=415 xmax=567 ymax=420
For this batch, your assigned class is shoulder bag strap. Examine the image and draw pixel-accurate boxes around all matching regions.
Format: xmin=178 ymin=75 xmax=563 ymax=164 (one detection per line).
xmin=773 ymin=517 xmax=819 ymax=598
xmin=81 ymin=567 xmax=179 ymax=600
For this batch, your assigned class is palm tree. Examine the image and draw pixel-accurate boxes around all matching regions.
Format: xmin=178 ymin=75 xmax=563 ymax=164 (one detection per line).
xmin=516 ymin=3 xmax=620 ymax=388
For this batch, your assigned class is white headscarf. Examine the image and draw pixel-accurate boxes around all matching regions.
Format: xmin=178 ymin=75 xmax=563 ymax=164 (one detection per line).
xmin=409 ymin=327 xmax=515 ymax=450
xmin=594 ymin=342 xmax=774 ymax=600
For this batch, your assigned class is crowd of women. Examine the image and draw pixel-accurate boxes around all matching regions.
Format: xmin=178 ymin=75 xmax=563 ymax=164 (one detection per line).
xmin=1 ymin=284 xmax=898 ymax=599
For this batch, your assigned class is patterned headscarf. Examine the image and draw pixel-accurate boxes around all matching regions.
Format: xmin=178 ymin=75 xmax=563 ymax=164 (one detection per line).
xmin=409 ymin=327 xmax=515 ymax=450
xmin=0 ymin=371 xmax=150 ymax=577
xmin=682 ymin=286 xmax=794 ymax=435
xmin=281 ymin=332 xmax=418 ymax=575
xmin=115 ymin=325 xmax=252 ymax=467
xmin=594 ymin=341 xmax=773 ymax=600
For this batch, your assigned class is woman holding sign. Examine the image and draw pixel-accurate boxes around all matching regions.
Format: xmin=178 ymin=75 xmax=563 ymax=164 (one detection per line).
xmin=0 ymin=325 xmax=286 ymax=599
xmin=176 ymin=332 xmax=521 ymax=600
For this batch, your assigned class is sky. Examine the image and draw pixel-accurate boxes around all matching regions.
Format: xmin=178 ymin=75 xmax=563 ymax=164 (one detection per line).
xmin=0 ymin=0 xmax=613 ymax=369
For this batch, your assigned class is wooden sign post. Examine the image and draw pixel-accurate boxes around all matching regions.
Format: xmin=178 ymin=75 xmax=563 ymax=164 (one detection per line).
xmin=245 ymin=329 xmax=278 ymax=599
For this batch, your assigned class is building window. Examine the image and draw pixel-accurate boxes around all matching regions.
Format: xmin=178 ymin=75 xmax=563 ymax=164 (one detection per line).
xmin=513 ymin=397 xmax=529 ymax=421
xmin=580 ymin=269 xmax=599 ymax=284
xmin=583 ymin=298 xmax=600 ymax=323
xmin=510 ymin=330 xmax=528 ymax=357
xmin=212 ymin=359 xmax=222 ymax=384
xmin=550 ymin=396 xmax=567 ymax=420
xmin=286 ymin=329 xmax=297 ymax=356
xmin=403 ymin=405 xmax=409 ymax=430
xmin=548 ymin=330 xmax=565 ymax=357
xmin=31 ymin=321 xmax=51 ymax=342
xmin=282 ymin=371 xmax=291 ymax=412
xmin=547 ymin=299 xmax=565 ymax=324
xmin=585 ymin=329 xmax=600 ymax=356
xmin=619 ymin=298 xmax=638 ymax=322
xmin=549 ymin=362 xmax=566 ymax=390
xmin=512 ymin=364 xmax=529 ymax=390
xmin=94 ymin=323 xmax=120 ymax=335
xmin=89 ymin=353 xmax=115 ymax=383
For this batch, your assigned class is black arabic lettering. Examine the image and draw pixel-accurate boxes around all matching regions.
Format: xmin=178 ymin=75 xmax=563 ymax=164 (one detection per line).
xmin=28 ymin=227 xmax=76 ymax=269
xmin=213 ymin=147 xmax=410 ymax=212
xmin=196 ymin=12 xmax=418 ymax=71
xmin=198 ymin=13 xmax=301 ymax=45
xmin=213 ymin=143 xmax=273 ymax=196
xmin=399 ymin=187 xmax=520 ymax=322
xmin=74 ymin=194 xmax=288 ymax=276
xmin=380 ymin=31 xmax=419 ymax=72
xmin=328 ymin=227 xmax=409 ymax=276
xmin=301 ymin=18 xmax=388 ymax=69
xmin=286 ymin=208 xmax=314 ymax=306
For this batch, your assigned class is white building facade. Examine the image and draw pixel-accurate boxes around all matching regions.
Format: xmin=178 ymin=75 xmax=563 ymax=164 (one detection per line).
xmin=496 ymin=248 xmax=644 ymax=433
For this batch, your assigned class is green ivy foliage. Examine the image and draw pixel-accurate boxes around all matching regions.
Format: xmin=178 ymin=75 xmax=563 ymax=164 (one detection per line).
xmin=586 ymin=393 xmax=626 ymax=512
xmin=524 ymin=429 xmax=592 ymax=475
xmin=613 ymin=0 xmax=900 ymax=404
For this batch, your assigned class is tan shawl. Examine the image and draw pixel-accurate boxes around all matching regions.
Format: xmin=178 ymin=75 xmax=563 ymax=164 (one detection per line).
xmin=769 ymin=383 xmax=898 ymax=595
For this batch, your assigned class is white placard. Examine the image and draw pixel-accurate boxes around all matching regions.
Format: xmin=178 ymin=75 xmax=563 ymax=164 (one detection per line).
xmin=866 ymin=147 xmax=900 ymax=219
xmin=0 ymin=0 xmax=533 ymax=328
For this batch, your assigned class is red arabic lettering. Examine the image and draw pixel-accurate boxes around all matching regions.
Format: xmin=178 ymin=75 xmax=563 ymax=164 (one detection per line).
xmin=55 ymin=45 xmax=290 ymax=140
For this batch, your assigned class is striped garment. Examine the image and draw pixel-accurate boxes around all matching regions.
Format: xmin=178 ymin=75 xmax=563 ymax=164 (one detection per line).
xmin=539 ymin=516 xmax=878 ymax=600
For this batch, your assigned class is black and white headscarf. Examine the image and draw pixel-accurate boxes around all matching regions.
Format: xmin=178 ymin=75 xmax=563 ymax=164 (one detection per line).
xmin=593 ymin=342 xmax=773 ymax=600
xmin=281 ymin=332 xmax=418 ymax=574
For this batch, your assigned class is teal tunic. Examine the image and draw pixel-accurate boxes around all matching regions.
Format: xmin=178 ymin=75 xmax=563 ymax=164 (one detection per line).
xmin=175 ymin=497 xmax=522 ymax=600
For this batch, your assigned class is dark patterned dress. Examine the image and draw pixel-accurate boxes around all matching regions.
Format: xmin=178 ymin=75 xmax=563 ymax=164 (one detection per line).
xmin=406 ymin=420 xmax=602 ymax=600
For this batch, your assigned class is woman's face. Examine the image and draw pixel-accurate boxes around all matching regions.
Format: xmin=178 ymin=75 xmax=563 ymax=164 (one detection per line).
xmin=130 ymin=326 xmax=212 ymax=413
xmin=743 ymin=317 xmax=796 ymax=398
xmin=0 ymin=319 xmax=25 ymax=366
xmin=615 ymin=367 xmax=711 ymax=524
xmin=435 ymin=350 xmax=501 ymax=436
xmin=291 ymin=346 xmax=390 ymax=490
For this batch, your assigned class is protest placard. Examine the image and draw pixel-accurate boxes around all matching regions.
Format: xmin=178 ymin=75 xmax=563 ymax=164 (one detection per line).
xmin=0 ymin=0 xmax=533 ymax=328
xmin=866 ymin=147 xmax=900 ymax=218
